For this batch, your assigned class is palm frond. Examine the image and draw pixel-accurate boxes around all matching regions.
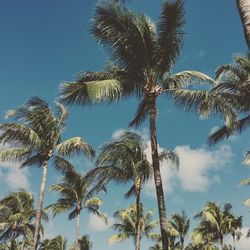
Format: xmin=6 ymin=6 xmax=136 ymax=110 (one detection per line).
xmin=108 ymin=233 xmax=129 ymax=244
xmin=129 ymin=97 xmax=150 ymax=127
xmin=51 ymin=156 xmax=75 ymax=173
xmin=0 ymin=148 xmax=31 ymax=163
xmin=55 ymin=137 xmax=95 ymax=159
xmin=156 ymin=0 xmax=185 ymax=76
xmin=164 ymin=71 xmax=215 ymax=89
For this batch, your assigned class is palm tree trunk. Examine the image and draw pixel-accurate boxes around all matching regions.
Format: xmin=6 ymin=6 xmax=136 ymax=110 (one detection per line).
xmin=135 ymin=181 xmax=141 ymax=250
xmin=237 ymin=0 xmax=250 ymax=51
xmin=32 ymin=161 xmax=48 ymax=250
xmin=233 ymin=234 xmax=236 ymax=250
xmin=75 ymin=208 xmax=81 ymax=250
xmin=20 ymin=234 xmax=26 ymax=250
xmin=148 ymin=94 xmax=169 ymax=250
xmin=220 ymin=236 xmax=224 ymax=250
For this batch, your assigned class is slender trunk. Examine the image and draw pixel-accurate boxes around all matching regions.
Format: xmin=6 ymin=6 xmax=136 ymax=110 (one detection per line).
xmin=233 ymin=234 xmax=236 ymax=250
xmin=237 ymin=0 xmax=250 ymax=51
xmin=32 ymin=161 xmax=48 ymax=250
xmin=148 ymin=95 xmax=169 ymax=250
xmin=220 ymin=235 xmax=224 ymax=250
xmin=135 ymin=181 xmax=141 ymax=250
xmin=181 ymin=237 xmax=184 ymax=250
xmin=20 ymin=234 xmax=26 ymax=250
xmin=75 ymin=207 xmax=81 ymax=250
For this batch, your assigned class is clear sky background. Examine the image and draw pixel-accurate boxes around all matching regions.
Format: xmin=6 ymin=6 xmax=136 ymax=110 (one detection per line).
xmin=0 ymin=0 xmax=250 ymax=249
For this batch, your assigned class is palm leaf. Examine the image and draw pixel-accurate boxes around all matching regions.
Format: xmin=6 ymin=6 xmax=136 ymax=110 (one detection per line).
xmin=55 ymin=137 xmax=95 ymax=159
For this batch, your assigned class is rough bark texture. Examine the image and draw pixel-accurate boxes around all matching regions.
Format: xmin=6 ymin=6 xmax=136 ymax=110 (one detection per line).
xmin=237 ymin=0 xmax=250 ymax=51
xmin=135 ymin=181 xmax=141 ymax=250
xmin=149 ymin=95 xmax=169 ymax=250
xmin=75 ymin=207 xmax=81 ymax=250
xmin=32 ymin=161 xmax=48 ymax=250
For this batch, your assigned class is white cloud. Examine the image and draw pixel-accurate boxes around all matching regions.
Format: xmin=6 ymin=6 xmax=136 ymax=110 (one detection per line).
xmin=175 ymin=144 xmax=232 ymax=192
xmin=0 ymin=162 xmax=30 ymax=190
xmin=144 ymin=143 xmax=233 ymax=195
xmin=88 ymin=213 xmax=114 ymax=231
xmin=225 ymin=227 xmax=250 ymax=250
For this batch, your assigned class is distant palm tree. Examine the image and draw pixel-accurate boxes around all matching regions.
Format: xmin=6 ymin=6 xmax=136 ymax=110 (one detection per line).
xmin=87 ymin=131 xmax=178 ymax=250
xmin=0 ymin=190 xmax=48 ymax=250
xmin=193 ymin=202 xmax=239 ymax=250
xmin=69 ymin=235 xmax=93 ymax=250
xmin=169 ymin=210 xmax=190 ymax=250
xmin=59 ymin=1 xmax=214 ymax=248
xmin=39 ymin=235 xmax=67 ymax=250
xmin=0 ymin=97 xmax=95 ymax=250
xmin=109 ymin=204 xmax=159 ymax=246
xmin=47 ymin=168 xmax=105 ymax=250
xmin=237 ymin=0 xmax=250 ymax=50
xmin=149 ymin=243 xmax=162 ymax=250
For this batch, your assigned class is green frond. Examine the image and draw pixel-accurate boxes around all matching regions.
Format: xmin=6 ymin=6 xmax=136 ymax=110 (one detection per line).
xmin=55 ymin=101 xmax=69 ymax=128
xmin=59 ymin=76 xmax=123 ymax=106
xmin=0 ymin=148 xmax=31 ymax=163
xmin=51 ymin=156 xmax=75 ymax=173
xmin=85 ymin=197 xmax=102 ymax=208
xmin=108 ymin=233 xmax=130 ymax=244
xmin=164 ymin=71 xmax=215 ymax=89
xmin=146 ymin=232 xmax=161 ymax=241
xmin=91 ymin=1 xmax=156 ymax=72
xmin=0 ymin=123 xmax=41 ymax=148
xmin=156 ymin=0 xmax=185 ymax=76
xmin=129 ymin=97 xmax=150 ymax=127
xmin=158 ymin=150 xmax=179 ymax=169
xmin=55 ymin=137 xmax=95 ymax=159
xmin=244 ymin=151 xmax=250 ymax=165
xmin=20 ymin=154 xmax=42 ymax=168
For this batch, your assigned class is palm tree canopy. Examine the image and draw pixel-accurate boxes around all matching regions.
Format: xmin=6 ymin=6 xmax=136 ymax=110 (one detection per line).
xmin=39 ymin=235 xmax=67 ymax=250
xmin=0 ymin=97 xmax=94 ymax=173
xmin=0 ymin=190 xmax=48 ymax=242
xmin=59 ymin=1 xmax=215 ymax=128
xmin=47 ymin=168 xmax=105 ymax=221
xmin=69 ymin=235 xmax=93 ymax=250
xmin=208 ymin=54 xmax=250 ymax=145
xmin=109 ymin=203 xmax=159 ymax=245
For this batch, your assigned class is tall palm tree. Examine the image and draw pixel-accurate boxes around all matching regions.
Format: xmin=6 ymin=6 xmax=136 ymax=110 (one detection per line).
xmin=0 ymin=97 xmax=95 ymax=250
xmin=0 ymin=190 xmax=48 ymax=250
xmin=109 ymin=204 xmax=159 ymax=247
xmin=194 ymin=202 xmax=238 ymax=250
xmin=169 ymin=210 xmax=190 ymax=250
xmin=46 ymin=168 xmax=105 ymax=250
xmin=69 ymin=235 xmax=93 ymax=250
xmin=39 ymin=235 xmax=67 ymax=250
xmin=208 ymin=54 xmax=250 ymax=146
xmin=237 ymin=0 xmax=250 ymax=51
xmin=87 ymin=131 xmax=178 ymax=250
xmin=59 ymin=2 xmax=215 ymax=248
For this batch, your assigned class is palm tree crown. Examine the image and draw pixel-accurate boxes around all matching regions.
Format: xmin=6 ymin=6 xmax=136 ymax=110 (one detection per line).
xmin=0 ymin=97 xmax=95 ymax=249
xmin=109 ymin=204 xmax=159 ymax=245
xmin=47 ymin=168 xmax=105 ymax=249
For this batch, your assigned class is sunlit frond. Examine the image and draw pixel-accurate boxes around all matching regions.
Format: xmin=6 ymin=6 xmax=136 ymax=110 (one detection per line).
xmin=55 ymin=137 xmax=95 ymax=159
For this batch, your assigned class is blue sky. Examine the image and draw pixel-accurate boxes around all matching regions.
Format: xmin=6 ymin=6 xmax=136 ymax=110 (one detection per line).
xmin=0 ymin=0 xmax=250 ymax=249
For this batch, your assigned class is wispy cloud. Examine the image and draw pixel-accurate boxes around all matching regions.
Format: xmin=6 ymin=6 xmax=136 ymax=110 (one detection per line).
xmin=88 ymin=213 xmax=114 ymax=231
xmin=144 ymin=143 xmax=233 ymax=195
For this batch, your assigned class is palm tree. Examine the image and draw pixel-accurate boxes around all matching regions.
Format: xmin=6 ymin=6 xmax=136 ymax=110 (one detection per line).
xmin=69 ymin=235 xmax=93 ymax=250
xmin=89 ymin=131 xmax=178 ymax=250
xmin=109 ymin=204 xmax=159 ymax=247
xmin=59 ymin=2 xmax=215 ymax=248
xmin=87 ymin=131 xmax=178 ymax=250
xmin=0 ymin=190 xmax=48 ymax=250
xmin=149 ymin=243 xmax=162 ymax=250
xmin=237 ymin=0 xmax=250 ymax=51
xmin=46 ymin=168 xmax=105 ymax=250
xmin=39 ymin=235 xmax=67 ymax=250
xmin=194 ymin=202 xmax=238 ymax=250
xmin=0 ymin=97 xmax=95 ymax=250
xmin=169 ymin=210 xmax=190 ymax=250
